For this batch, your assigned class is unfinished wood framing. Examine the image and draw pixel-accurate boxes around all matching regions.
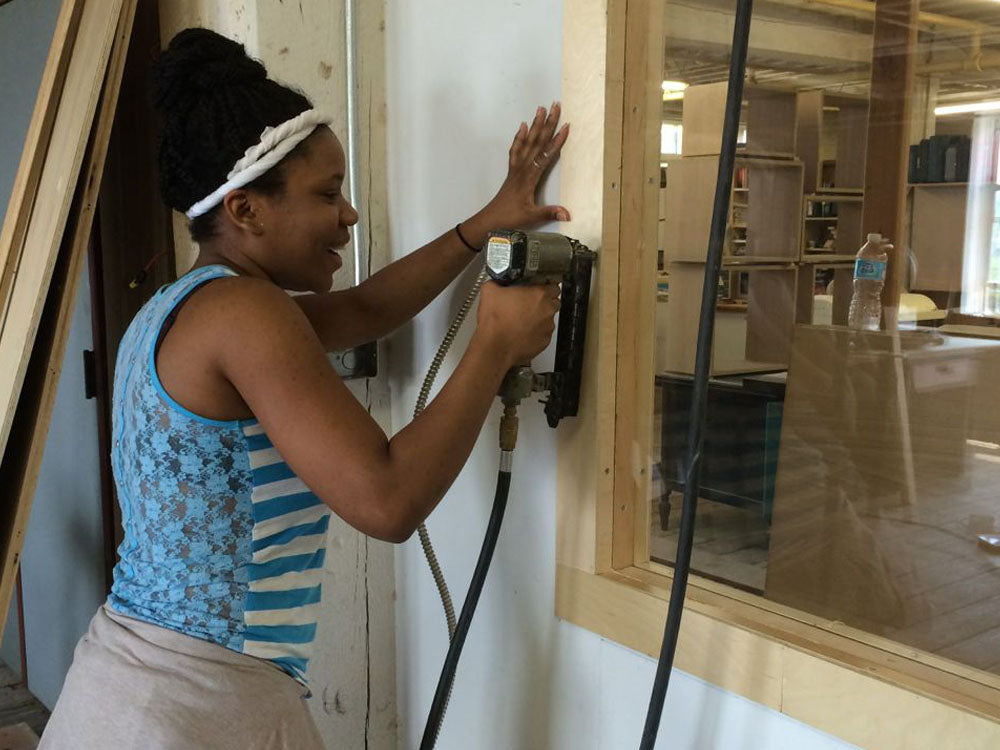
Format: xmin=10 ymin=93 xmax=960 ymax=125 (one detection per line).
xmin=0 ymin=0 xmax=83 ymax=312
xmin=558 ymin=0 xmax=1000 ymax=743
xmin=556 ymin=0 xmax=625 ymax=576
xmin=0 ymin=0 xmax=134 ymax=643
xmin=610 ymin=0 xmax=662 ymax=572
xmin=0 ymin=0 xmax=124 ymax=459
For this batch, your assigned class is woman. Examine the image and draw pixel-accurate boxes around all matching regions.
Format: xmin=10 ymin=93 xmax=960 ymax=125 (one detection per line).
xmin=40 ymin=27 xmax=568 ymax=749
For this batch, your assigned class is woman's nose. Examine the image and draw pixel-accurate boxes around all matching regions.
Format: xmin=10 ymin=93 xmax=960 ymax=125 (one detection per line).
xmin=344 ymin=203 xmax=360 ymax=226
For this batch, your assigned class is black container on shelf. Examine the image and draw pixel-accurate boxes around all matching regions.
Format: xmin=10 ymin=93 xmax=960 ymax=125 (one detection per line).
xmin=927 ymin=134 xmax=950 ymax=183
xmin=910 ymin=135 xmax=971 ymax=184
xmin=908 ymin=143 xmax=925 ymax=183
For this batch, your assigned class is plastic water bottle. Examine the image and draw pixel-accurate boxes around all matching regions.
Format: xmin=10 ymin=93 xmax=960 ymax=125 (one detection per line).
xmin=848 ymin=233 xmax=889 ymax=331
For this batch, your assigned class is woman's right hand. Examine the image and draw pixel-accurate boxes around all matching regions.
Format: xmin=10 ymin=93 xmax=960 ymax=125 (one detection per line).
xmin=476 ymin=280 xmax=561 ymax=367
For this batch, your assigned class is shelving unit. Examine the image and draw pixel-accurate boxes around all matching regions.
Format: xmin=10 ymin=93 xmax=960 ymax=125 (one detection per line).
xmin=658 ymin=262 xmax=792 ymax=376
xmin=796 ymin=259 xmax=855 ymax=326
xmin=906 ymin=182 xmax=969 ymax=292
xmin=682 ymin=82 xmax=798 ymax=159
xmin=660 ymin=82 xmax=806 ymax=376
xmin=795 ymin=91 xmax=868 ymax=194
xmin=663 ymin=155 xmax=804 ymax=264
xmin=801 ymin=193 xmax=864 ymax=261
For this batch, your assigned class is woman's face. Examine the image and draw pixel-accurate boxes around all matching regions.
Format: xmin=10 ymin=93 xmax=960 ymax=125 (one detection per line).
xmin=253 ymin=127 xmax=359 ymax=293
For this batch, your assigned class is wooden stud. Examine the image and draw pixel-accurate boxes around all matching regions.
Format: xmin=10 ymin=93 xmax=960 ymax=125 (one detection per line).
xmin=0 ymin=0 xmax=124 ymax=460
xmin=612 ymin=0 xmax=663 ymax=571
xmin=558 ymin=0 xmax=626 ymax=574
xmin=0 ymin=0 xmax=134 ymax=644
xmin=0 ymin=0 xmax=84 ymax=314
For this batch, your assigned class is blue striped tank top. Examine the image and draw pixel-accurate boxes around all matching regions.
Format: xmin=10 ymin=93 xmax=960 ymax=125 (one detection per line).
xmin=107 ymin=264 xmax=330 ymax=685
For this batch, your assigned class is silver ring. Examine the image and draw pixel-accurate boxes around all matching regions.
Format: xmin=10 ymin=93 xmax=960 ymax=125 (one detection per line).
xmin=541 ymin=151 xmax=550 ymax=159
xmin=532 ymin=159 xmax=543 ymax=169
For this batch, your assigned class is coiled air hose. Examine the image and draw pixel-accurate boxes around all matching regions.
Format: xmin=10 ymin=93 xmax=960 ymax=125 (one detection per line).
xmin=412 ymin=267 xmax=493 ymax=748
xmin=413 ymin=267 xmax=489 ymax=642
xmin=639 ymin=1 xmax=754 ymax=748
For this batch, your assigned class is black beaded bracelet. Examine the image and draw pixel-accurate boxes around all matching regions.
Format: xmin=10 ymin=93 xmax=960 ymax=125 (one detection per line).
xmin=455 ymin=223 xmax=480 ymax=253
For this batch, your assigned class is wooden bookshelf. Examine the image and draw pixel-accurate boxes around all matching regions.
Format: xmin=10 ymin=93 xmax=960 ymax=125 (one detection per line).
xmin=658 ymin=263 xmax=798 ymax=375
xmin=796 ymin=91 xmax=868 ymax=194
xmin=664 ymin=155 xmax=804 ymax=264
xmin=681 ymin=82 xmax=798 ymax=159
xmin=906 ymin=182 xmax=970 ymax=292
xmin=659 ymin=82 xmax=807 ymax=376
xmin=801 ymin=194 xmax=864 ymax=260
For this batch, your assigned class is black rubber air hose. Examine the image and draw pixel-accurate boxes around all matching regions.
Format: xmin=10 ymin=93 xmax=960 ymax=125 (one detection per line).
xmin=420 ymin=467 xmax=512 ymax=750
xmin=639 ymin=1 xmax=754 ymax=748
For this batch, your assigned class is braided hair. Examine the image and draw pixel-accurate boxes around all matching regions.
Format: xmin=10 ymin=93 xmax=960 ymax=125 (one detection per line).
xmin=152 ymin=28 xmax=313 ymax=241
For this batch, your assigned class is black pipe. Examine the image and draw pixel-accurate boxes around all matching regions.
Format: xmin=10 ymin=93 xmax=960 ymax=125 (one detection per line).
xmin=639 ymin=1 xmax=754 ymax=747
xmin=420 ymin=468 xmax=513 ymax=750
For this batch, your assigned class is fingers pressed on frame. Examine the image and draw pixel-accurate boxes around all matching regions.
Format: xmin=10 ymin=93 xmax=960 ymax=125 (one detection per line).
xmin=546 ymin=123 xmax=569 ymax=157
xmin=538 ymin=102 xmax=561 ymax=148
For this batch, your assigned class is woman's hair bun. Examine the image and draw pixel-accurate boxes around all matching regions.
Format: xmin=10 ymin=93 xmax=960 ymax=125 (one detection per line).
xmin=153 ymin=28 xmax=266 ymax=113
xmin=152 ymin=27 xmax=314 ymax=235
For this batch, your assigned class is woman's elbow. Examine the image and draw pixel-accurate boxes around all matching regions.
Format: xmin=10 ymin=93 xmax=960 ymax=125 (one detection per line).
xmin=360 ymin=488 xmax=422 ymax=544
xmin=322 ymin=477 xmax=430 ymax=543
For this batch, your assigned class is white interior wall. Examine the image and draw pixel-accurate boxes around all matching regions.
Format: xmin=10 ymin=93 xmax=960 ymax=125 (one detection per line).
xmin=15 ymin=271 xmax=104 ymax=710
xmin=385 ymin=2 xmax=856 ymax=748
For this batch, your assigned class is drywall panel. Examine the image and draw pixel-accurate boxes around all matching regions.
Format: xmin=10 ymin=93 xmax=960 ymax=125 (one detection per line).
xmin=386 ymin=0 xmax=857 ymax=747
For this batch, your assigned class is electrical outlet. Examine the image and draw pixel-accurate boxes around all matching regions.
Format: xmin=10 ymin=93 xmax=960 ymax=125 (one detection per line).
xmin=329 ymin=341 xmax=377 ymax=380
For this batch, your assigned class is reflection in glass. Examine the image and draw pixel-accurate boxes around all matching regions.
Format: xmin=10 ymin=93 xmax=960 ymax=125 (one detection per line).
xmin=650 ymin=0 xmax=1000 ymax=676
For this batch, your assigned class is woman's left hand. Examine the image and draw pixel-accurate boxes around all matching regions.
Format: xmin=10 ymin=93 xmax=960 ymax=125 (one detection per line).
xmin=479 ymin=103 xmax=571 ymax=230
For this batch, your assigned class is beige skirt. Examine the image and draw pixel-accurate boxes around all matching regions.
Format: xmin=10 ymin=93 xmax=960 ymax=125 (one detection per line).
xmin=39 ymin=605 xmax=324 ymax=749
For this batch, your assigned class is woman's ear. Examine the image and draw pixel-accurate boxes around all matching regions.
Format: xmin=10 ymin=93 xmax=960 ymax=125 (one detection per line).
xmin=221 ymin=190 xmax=265 ymax=235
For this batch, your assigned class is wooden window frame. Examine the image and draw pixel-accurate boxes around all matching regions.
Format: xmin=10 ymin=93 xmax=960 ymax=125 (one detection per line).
xmin=555 ymin=1 xmax=1000 ymax=746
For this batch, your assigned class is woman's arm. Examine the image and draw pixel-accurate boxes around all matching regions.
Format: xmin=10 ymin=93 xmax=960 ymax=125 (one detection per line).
xmin=294 ymin=104 xmax=570 ymax=351
xmin=215 ymin=277 xmax=559 ymax=542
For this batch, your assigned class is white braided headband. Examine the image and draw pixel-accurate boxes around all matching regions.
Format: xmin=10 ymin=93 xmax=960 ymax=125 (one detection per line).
xmin=185 ymin=109 xmax=333 ymax=219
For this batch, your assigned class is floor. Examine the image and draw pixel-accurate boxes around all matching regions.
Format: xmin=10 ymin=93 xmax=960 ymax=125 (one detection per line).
xmin=650 ymin=493 xmax=769 ymax=594
xmin=0 ymin=663 xmax=48 ymax=740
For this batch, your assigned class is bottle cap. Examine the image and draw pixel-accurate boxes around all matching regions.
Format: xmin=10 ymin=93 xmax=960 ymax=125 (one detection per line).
xmin=866 ymin=233 xmax=883 ymax=242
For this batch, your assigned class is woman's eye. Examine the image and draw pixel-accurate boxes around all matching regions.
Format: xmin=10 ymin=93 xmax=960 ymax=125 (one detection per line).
xmin=323 ymin=192 xmax=340 ymax=202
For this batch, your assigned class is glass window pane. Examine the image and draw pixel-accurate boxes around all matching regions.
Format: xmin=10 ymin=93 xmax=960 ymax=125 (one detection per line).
xmin=649 ymin=0 xmax=1000 ymax=675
